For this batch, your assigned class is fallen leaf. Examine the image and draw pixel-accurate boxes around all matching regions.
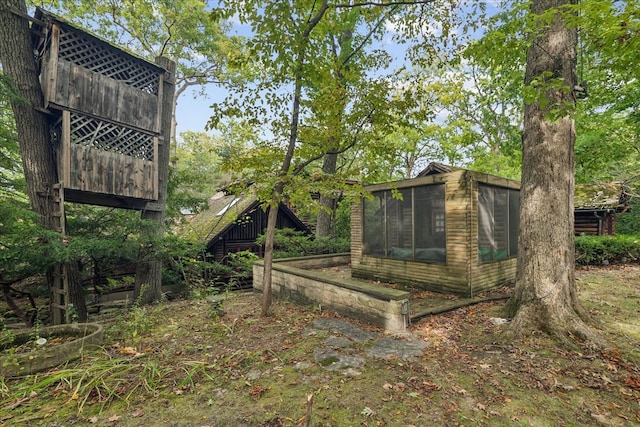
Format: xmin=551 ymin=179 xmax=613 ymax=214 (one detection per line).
xmin=119 ymin=347 xmax=144 ymax=356
xmin=131 ymin=408 xmax=144 ymax=418
xmin=88 ymin=416 xmax=99 ymax=424
xmin=625 ymin=376 xmax=640 ymax=390
xmin=108 ymin=414 xmax=121 ymax=422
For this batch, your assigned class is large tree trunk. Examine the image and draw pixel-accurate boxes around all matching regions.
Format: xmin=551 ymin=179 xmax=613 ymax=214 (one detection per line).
xmin=0 ymin=0 xmax=86 ymax=324
xmin=505 ymin=0 xmax=601 ymax=345
xmin=134 ymin=57 xmax=176 ymax=304
xmin=0 ymin=0 xmax=57 ymax=229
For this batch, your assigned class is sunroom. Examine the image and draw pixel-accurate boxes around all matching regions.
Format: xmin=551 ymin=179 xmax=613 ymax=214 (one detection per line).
xmin=351 ymin=165 xmax=520 ymax=297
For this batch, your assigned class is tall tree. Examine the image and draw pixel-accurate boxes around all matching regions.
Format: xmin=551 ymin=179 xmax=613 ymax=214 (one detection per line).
xmin=504 ymin=0 xmax=602 ymax=344
xmin=211 ymin=0 xmax=406 ymax=313
xmin=0 ymin=0 xmax=86 ymax=321
xmin=0 ymin=0 xmax=88 ymax=322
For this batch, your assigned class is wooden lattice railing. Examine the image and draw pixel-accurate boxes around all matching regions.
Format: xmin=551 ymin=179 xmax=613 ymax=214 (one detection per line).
xmin=56 ymin=26 xmax=159 ymax=95
xmin=70 ymin=111 xmax=154 ymax=160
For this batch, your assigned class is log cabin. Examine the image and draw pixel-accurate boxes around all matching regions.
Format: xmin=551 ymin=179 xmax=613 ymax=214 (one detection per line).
xmin=182 ymin=191 xmax=312 ymax=264
xmin=574 ymin=182 xmax=630 ymax=236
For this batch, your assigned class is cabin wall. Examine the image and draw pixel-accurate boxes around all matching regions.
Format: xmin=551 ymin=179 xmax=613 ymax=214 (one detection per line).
xmin=574 ymin=211 xmax=616 ymax=236
xmin=468 ymin=174 xmax=519 ymax=295
xmin=352 ymin=170 xmax=471 ymax=296
xmin=208 ymin=207 xmax=310 ymax=263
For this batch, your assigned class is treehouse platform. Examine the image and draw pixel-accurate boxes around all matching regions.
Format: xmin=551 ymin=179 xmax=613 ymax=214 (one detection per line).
xmin=32 ymin=8 xmax=168 ymax=210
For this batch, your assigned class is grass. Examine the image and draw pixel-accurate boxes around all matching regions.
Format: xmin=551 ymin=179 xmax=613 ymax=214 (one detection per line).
xmin=1 ymin=266 xmax=640 ymax=426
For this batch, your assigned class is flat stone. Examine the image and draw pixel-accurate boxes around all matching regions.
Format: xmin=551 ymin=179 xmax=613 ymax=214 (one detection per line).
xmin=245 ymin=369 xmax=262 ymax=381
xmin=325 ymin=335 xmax=353 ymax=348
xmin=314 ymin=348 xmax=365 ymax=371
xmin=312 ymin=318 xmax=378 ymax=343
xmin=367 ymin=336 xmax=429 ymax=359
xmin=294 ymin=361 xmax=312 ymax=370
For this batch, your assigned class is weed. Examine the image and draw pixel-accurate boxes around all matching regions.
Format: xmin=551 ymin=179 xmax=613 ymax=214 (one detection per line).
xmin=0 ymin=318 xmax=15 ymax=349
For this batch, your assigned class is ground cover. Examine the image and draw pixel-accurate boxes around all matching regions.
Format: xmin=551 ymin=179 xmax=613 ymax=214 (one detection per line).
xmin=2 ymin=265 xmax=640 ymax=426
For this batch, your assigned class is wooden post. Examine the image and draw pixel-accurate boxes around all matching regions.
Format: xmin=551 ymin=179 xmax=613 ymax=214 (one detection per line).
xmin=134 ymin=57 xmax=175 ymax=304
xmin=43 ymin=23 xmax=60 ymax=107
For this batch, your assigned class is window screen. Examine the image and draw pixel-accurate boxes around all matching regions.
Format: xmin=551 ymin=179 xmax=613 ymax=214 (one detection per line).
xmin=362 ymin=184 xmax=446 ymax=263
xmin=478 ymin=184 xmax=519 ymax=262
xmin=363 ymin=192 xmax=385 ymax=256
xmin=414 ymin=185 xmax=446 ymax=262
xmin=387 ymin=189 xmax=413 ymax=259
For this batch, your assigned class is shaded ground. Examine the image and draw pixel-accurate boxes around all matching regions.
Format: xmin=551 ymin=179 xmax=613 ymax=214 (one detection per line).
xmin=2 ymin=266 xmax=640 ymax=426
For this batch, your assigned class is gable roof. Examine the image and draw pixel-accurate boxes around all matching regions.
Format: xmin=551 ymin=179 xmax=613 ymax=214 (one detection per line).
xmin=574 ymin=182 xmax=630 ymax=211
xmin=416 ymin=162 xmax=463 ymax=177
xmin=179 ymin=191 xmax=310 ymax=245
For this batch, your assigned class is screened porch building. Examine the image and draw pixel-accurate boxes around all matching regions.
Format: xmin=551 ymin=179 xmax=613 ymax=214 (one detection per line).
xmin=351 ymin=166 xmax=520 ymax=297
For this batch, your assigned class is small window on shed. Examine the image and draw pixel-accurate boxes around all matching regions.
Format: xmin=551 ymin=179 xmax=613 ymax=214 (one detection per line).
xmin=386 ymin=188 xmax=413 ymax=259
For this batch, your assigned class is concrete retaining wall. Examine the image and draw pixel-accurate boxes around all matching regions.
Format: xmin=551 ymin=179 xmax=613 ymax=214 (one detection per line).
xmin=253 ymin=254 xmax=411 ymax=331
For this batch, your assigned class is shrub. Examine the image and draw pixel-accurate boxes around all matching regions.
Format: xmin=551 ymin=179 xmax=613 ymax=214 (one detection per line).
xmin=575 ymin=234 xmax=640 ymax=265
xmin=256 ymin=228 xmax=350 ymax=259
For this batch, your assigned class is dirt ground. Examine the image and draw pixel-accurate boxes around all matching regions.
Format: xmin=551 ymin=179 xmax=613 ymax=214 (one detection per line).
xmin=2 ymin=265 xmax=640 ymax=426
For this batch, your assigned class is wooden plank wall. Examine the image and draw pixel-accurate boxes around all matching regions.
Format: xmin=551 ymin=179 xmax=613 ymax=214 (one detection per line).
xmin=352 ymin=170 xmax=520 ymax=297
xmin=50 ymin=60 xmax=158 ymax=132
xmin=67 ymin=145 xmax=155 ymax=200
xmin=574 ymin=211 xmax=616 ymax=236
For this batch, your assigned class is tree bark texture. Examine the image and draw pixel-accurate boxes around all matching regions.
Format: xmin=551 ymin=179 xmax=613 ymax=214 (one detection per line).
xmin=315 ymin=150 xmax=338 ymax=238
xmin=261 ymin=202 xmax=280 ymax=316
xmin=0 ymin=0 xmax=57 ymax=228
xmin=134 ymin=57 xmax=176 ymax=304
xmin=0 ymin=0 xmax=87 ymax=324
xmin=506 ymin=0 xmax=598 ymax=344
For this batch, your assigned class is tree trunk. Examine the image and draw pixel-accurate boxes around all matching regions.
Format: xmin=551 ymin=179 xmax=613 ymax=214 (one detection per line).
xmin=505 ymin=0 xmax=602 ymax=345
xmin=67 ymin=261 xmax=87 ymax=321
xmin=261 ymin=202 xmax=280 ymax=316
xmin=134 ymin=57 xmax=176 ymax=304
xmin=315 ymin=150 xmax=338 ymax=238
xmin=0 ymin=0 xmax=57 ymax=230
xmin=0 ymin=0 xmax=86 ymax=324
xmin=260 ymin=1 xmax=329 ymax=316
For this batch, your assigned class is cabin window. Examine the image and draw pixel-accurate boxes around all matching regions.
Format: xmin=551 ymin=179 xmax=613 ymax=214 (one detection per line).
xmin=478 ymin=184 xmax=519 ymax=262
xmin=363 ymin=184 xmax=446 ymax=263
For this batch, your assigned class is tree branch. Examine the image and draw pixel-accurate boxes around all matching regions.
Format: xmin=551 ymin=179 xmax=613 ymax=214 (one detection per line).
xmin=333 ymin=0 xmax=435 ymax=8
